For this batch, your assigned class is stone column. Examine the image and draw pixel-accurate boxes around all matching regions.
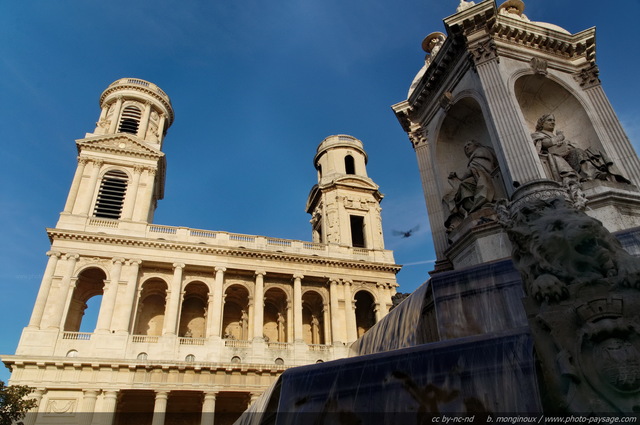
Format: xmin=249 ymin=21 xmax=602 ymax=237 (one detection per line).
xmin=102 ymin=390 xmax=119 ymax=425
xmin=138 ymin=101 xmax=152 ymax=139
xmin=374 ymin=302 xmax=383 ymax=322
xmin=209 ymin=267 xmax=226 ymax=338
xmin=286 ymin=301 xmax=293 ymax=343
xmin=471 ymin=40 xmax=545 ymax=191
xmin=23 ymin=388 xmax=45 ymax=425
xmin=151 ymin=391 xmax=168 ymax=425
xmin=79 ymin=160 xmax=104 ymax=216
xmin=253 ymin=271 xmax=266 ymax=340
xmin=121 ymin=166 xmax=143 ymax=221
xmin=108 ymin=96 xmax=124 ymax=134
xmin=343 ymin=280 xmax=357 ymax=342
xmin=163 ymin=263 xmax=185 ymax=336
xmin=293 ymin=274 xmax=304 ymax=342
xmin=134 ymin=168 xmax=157 ymax=222
xmin=201 ymin=391 xmax=217 ymax=425
xmin=96 ymin=258 xmax=124 ymax=332
xmin=322 ymin=303 xmax=330 ymax=345
xmin=28 ymin=251 xmax=61 ymax=329
xmin=581 ymin=83 xmax=640 ymax=186
xmin=114 ymin=259 xmax=141 ymax=334
xmin=49 ymin=253 xmax=79 ymax=329
xmin=328 ymin=279 xmax=341 ymax=344
xmin=79 ymin=390 xmax=99 ymax=425
xmin=247 ymin=297 xmax=254 ymax=339
xmin=63 ymin=158 xmax=88 ymax=213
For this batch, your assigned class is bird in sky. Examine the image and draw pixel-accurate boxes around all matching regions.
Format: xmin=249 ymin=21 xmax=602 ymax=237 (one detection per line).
xmin=393 ymin=225 xmax=420 ymax=238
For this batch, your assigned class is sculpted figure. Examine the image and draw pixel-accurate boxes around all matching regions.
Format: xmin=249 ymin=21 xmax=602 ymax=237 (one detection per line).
xmin=443 ymin=140 xmax=498 ymax=232
xmin=532 ymin=114 xmax=630 ymax=184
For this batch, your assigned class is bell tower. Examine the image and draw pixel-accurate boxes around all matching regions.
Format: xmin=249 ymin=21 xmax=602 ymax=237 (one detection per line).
xmin=57 ymin=78 xmax=174 ymax=230
xmin=306 ymin=134 xmax=386 ymax=250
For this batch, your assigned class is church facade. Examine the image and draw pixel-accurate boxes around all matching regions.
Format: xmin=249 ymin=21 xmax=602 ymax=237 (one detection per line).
xmin=2 ymin=78 xmax=400 ymax=424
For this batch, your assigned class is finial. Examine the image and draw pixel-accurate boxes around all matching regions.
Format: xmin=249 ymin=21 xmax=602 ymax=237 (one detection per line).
xmin=456 ymin=0 xmax=476 ymax=13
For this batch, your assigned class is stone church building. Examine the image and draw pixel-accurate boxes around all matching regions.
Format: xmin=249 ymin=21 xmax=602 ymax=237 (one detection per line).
xmin=2 ymin=78 xmax=400 ymax=424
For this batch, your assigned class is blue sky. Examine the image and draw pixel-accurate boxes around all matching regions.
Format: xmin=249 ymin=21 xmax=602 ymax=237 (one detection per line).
xmin=1 ymin=0 xmax=639 ymax=383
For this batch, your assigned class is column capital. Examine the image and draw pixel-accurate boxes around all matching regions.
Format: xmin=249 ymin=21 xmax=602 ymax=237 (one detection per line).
xmin=255 ymin=270 xmax=266 ymax=277
xmin=155 ymin=390 xmax=169 ymax=399
xmin=83 ymin=389 xmax=100 ymax=397
xmin=133 ymin=165 xmax=145 ymax=174
xmin=215 ymin=266 xmax=227 ymax=273
xmin=127 ymin=259 xmax=143 ymax=266
xmin=203 ymin=391 xmax=218 ymax=399
xmin=342 ymin=279 xmax=353 ymax=286
xmin=78 ymin=157 xmax=90 ymax=166
xmin=64 ymin=253 xmax=80 ymax=261
xmin=103 ymin=390 xmax=119 ymax=398
xmin=292 ymin=273 xmax=304 ymax=281
xmin=112 ymin=257 xmax=125 ymax=265
xmin=173 ymin=263 xmax=185 ymax=270
xmin=46 ymin=250 xmax=62 ymax=258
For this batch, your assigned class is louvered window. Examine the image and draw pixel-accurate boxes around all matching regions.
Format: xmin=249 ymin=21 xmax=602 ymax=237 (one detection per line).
xmin=118 ymin=106 xmax=142 ymax=134
xmin=93 ymin=170 xmax=128 ymax=219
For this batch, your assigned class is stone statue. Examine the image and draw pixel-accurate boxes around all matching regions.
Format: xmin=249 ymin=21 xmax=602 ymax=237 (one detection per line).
xmin=443 ymin=140 xmax=498 ymax=232
xmin=532 ymin=114 xmax=630 ymax=184
xmin=497 ymin=187 xmax=640 ymax=413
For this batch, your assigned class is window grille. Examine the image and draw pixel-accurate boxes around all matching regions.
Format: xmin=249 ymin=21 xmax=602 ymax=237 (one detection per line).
xmin=118 ymin=105 xmax=142 ymax=134
xmin=93 ymin=170 xmax=128 ymax=219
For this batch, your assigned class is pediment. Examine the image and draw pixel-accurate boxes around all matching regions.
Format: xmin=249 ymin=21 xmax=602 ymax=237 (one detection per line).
xmin=332 ymin=175 xmax=379 ymax=190
xmin=76 ymin=134 xmax=163 ymax=159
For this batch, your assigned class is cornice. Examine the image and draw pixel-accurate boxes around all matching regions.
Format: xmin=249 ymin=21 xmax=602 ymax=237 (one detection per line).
xmin=46 ymin=229 xmax=402 ymax=273
xmin=100 ymin=82 xmax=174 ymax=126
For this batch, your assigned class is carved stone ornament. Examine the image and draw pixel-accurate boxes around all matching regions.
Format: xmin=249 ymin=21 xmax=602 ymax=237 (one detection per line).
xmin=497 ymin=181 xmax=640 ymax=414
xmin=470 ymin=39 xmax=498 ymax=66
xmin=408 ymin=125 xmax=428 ymax=149
xmin=530 ymin=57 xmax=548 ymax=75
xmin=439 ymin=91 xmax=453 ymax=112
xmin=574 ymin=64 xmax=601 ymax=89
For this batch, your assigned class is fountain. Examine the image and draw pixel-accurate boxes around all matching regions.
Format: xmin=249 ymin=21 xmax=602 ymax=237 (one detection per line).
xmin=236 ymin=0 xmax=640 ymax=421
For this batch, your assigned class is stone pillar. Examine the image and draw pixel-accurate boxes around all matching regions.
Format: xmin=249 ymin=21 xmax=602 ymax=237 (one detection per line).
xmin=201 ymin=391 xmax=217 ymax=425
xmin=328 ymin=279 xmax=341 ymax=344
xmin=108 ymin=96 xmax=124 ymax=133
xmin=138 ymin=101 xmax=152 ymax=138
xmin=79 ymin=160 xmax=103 ymax=216
xmin=293 ymin=274 xmax=304 ymax=342
xmin=374 ymin=302 xmax=383 ymax=322
xmin=581 ymin=83 xmax=640 ymax=186
xmin=322 ymin=303 xmax=330 ymax=345
xmin=79 ymin=390 xmax=99 ymax=425
xmin=253 ymin=271 xmax=266 ymax=340
xmin=23 ymin=388 xmax=45 ymax=425
xmin=121 ymin=166 xmax=143 ymax=221
xmin=96 ymin=258 xmax=125 ymax=332
xmin=28 ymin=251 xmax=61 ymax=329
xmin=49 ymin=253 xmax=79 ymax=329
xmin=247 ymin=297 xmax=255 ymax=339
xmin=471 ymin=41 xmax=544 ymax=191
xmin=249 ymin=392 xmax=262 ymax=407
xmin=286 ymin=301 xmax=293 ymax=343
xmin=164 ymin=263 xmax=185 ymax=336
xmin=114 ymin=259 xmax=141 ymax=334
xmin=151 ymin=391 xmax=168 ymax=425
xmin=209 ymin=267 xmax=226 ymax=338
xmin=63 ymin=158 xmax=88 ymax=213
xmin=102 ymin=390 xmax=119 ymax=425
xmin=134 ymin=168 xmax=157 ymax=222
xmin=343 ymin=280 xmax=357 ymax=342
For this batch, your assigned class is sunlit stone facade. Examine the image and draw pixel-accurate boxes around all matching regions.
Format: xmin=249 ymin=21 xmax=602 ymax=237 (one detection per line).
xmin=2 ymin=78 xmax=400 ymax=425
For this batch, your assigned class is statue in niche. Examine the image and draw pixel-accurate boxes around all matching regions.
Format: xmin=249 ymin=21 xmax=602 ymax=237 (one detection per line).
xmin=443 ymin=140 xmax=498 ymax=232
xmin=532 ymin=114 xmax=630 ymax=184
xmin=277 ymin=312 xmax=286 ymax=342
xmin=497 ymin=190 xmax=640 ymax=413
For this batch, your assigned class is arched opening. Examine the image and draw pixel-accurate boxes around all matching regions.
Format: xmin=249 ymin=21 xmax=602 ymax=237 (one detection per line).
xmin=302 ymin=290 xmax=325 ymax=345
xmin=134 ymin=278 xmax=167 ymax=336
xmin=64 ymin=267 xmax=106 ymax=332
xmin=354 ymin=291 xmax=376 ymax=337
xmin=178 ymin=281 xmax=209 ymax=338
xmin=222 ymin=285 xmax=249 ymax=340
xmin=118 ymin=105 xmax=142 ymax=135
xmin=345 ymin=155 xmax=356 ymax=175
xmin=263 ymin=288 xmax=288 ymax=342
xmin=93 ymin=170 xmax=128 ymax=220
xmin=350 ymin=215 xmax=365 ymax=248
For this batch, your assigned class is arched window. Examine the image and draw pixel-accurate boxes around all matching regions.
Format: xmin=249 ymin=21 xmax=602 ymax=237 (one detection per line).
xmin=64 ymin=268 xmax=106 ymax=332
xmin=185 ymin=354 xmax=195 ymax=362
xmin=94 ymin=170 xmax=128 ymax=219
xmin=345 ymin=155 xmax=355 ymax=175
xmin=354 ymin=291 xmax=376 ymax=337
xmin=137 ymin=352 xmax=148 ymax=360
xmin=118 ymin=105 xmax=142 ymax=134
xmin=66 ymin=350 xmax=79 ymax=358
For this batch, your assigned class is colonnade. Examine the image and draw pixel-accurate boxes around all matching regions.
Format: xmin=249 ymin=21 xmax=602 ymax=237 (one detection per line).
xmin=28 ymin=252 xmax=395 ymax=345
